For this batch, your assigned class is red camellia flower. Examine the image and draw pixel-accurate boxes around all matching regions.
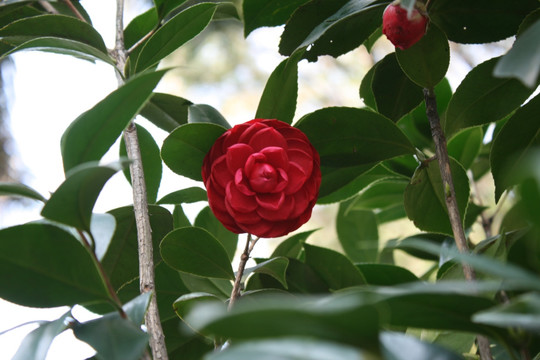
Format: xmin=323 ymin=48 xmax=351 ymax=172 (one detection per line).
xmin=382 ymin=1 xmax=428 ymax=50
xmin=202 ymin=119 xmax=321 ymax=238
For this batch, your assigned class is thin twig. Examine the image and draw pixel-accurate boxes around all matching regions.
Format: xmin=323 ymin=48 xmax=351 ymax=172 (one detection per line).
xmin=38 ymin=1 xmax=59 ymax=14
xmin=127 ymin=28 xmax=157 ymax=55
xmin=228 ymin=234 xmax=259 ymax=310
xmin=424 ymin=87 xmax=493 ymax=360
xmin=61 ymin=0 xmax=87 ymax=22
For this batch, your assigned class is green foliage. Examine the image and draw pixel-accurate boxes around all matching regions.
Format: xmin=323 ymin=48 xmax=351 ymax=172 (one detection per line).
xmin=2 ymin=0 xmax=540 ymax=359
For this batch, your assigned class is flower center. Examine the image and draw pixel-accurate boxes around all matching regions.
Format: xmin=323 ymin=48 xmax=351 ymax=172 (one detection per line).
xmin=248 ymin=162 xmax=277 ymax=193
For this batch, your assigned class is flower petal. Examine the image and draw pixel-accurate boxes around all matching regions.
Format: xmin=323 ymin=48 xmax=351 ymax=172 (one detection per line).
xmin=256 ymin=192 xmax=285 ymax=211
xmin=260 ymin=146 xmax=289 ymax=169
xmin=288 ymin=148 xmax=313 ymax=178
xmin=226 ymin=143 xmax=254 ymax=173
xmin=211 ymin=155 xmax=232 ymax=190
xmin=285 ymin=162 xmax=307 ymax=195
xmin=257 ymin=195 xmax=294 ymax=221
xmin=249 ymin=126 xmax=287 ymax=152
xmin=226 ymin=182 xmax=258 ymax=213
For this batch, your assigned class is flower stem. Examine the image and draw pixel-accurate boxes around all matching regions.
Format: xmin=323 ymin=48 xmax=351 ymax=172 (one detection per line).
xmin=229 ymin=234 xmax=259 ymax=310
xmin=424 ymin=87 xmax=493 ymax=360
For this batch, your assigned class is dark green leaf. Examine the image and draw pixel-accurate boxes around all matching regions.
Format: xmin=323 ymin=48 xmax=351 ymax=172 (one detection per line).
xmin=12 ymin=312 xmax=70 ymax=360
xmin=140 ymin=92 xmax=192 ymax=132
xmin=173 ymin=204 xmax=192 ymax=228
xmin=255 ymin=52 xmax=301 ymax=125
xmin=41 ymin=162 xmax=123 ymax=231
xmin=124 ymin=7 xmax=158 ymax=50
xmin=357 ymin=264 xmax=418 ymax=286
xmin=188 ymin=104 xmax=231 ymax=129
xmin=447 ymin=127 xmax=483 ymax=170
xmin=372 ymin=53 xmax=424 ymax=122
xmin=133 ymin=3 xmax=217 ymax=73
xmin=295 ymin=107 xmax=415 ymax=168
xmin=317 ymin=163 xmax=376 ymax=201
xmin=389 ymin=233 xmax=451 ymax=261
xmin=0 ymin=182 xmax=46 ymax=202
xmin=428 ymin=0 xmax=539 ymax=44
xmin=247 ymin=257 xmax=289 ymax=288
xmin=0 ymin=3 xmax=42 ymax=29
xmin=61 ymin=70 xmax=167 ymax=173
xmin=380 ymin=331 xmax=463 ymax=360
xmin=337 ymin=202 xmax=379 ymax=263
xmin=73 ymin=313 xmax=148 ymax=360
xmin=473 ymin=293 xmax=540 ymax=332
xmin=303 ymin=243 xmax=366 ymax=290
xmin=90 ymin=213 xmax=116 ymax=261
xmin=120 ymin=123 xmax=162 ymax=204
xmin=179 ymin=273 xmax=232 ymax=300
xmin=158 ymin=187 xmax=207 ymax=205
xmin=350 ymin=179 xmax=408 ymax=211
xmin=160 ymin=226 xmax=235 ymax=280
xmin=243 ymin=0 xmax=310 ymax=36
xmin=161 ymin=123 xmax=226 ymax=181
xmin=271 ymin=229 xmax=317 ymax=258
xmin=174 ymin=292 xmax=224 ymax=323
xmin=396 ymin=24 xmax=449 ymax=88
xmin=123 ymin=292 xmax=152 ymax=325
xmin=194 ymin=207 xmax=237 ymax=262
xmin=0 ymin=223 xmax=109 ymax=307
xmin=359 ymin=61 xmax=378 ymax=110
xmin=404 ymin=158 xmax=470 ymax=236
xmin=443 ymin=57 xmax=534 ymax=138
xmin=491 ymin=93 xmax=540 ymax=200
xmin=154 ymin=0 xmax=189 ymax=19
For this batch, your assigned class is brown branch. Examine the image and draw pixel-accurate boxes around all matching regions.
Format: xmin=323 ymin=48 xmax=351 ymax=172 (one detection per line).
xmin=424 ymin=87 xmax=493 ymax=360
xmin=228 ymin=234 xmax=259 ymax=310
xmin=61 ymin=0 xmax=87 ymax=22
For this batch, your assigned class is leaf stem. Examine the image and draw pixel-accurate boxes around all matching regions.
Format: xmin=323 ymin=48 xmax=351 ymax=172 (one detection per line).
xmin=228 ymin=234 xmax=259 ymax=310
xmin=62 ymin=0 xmax=87 ymax=22
xmin=424 ymin=87 xmax=493 ymax=360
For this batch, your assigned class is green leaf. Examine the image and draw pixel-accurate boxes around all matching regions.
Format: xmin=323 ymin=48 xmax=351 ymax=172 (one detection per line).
xmin=473 ymin=293 xmax=540 ymax=332
xmin=295 ymin=107 xmax=415 ymax=168
xmin=102 ymin=205 xmax=172 ymax=290
xmin=494 ymin=19 xmax=540 ymax=88
xmin=271 ymin=229 xmax=317 ymax=258
xmin=73 ymin=313 xmax=148 ymax=360
xmin=380 ymin=331 xmax=463 ymax=360
xmin=161 ymin=123 xmax=226 ymax=181
xmin=0 ymin=3 xmax=42 ymax=29
xmin=188 ymin=104 xmax=231 ymax=129
xmin=123 ymin=292 xmax=152 ymax=326
xmin=174 ymin=292 xmax=224 ymax=322
xmin=404 ymin=158 xmax=470 ymax=236
xmin=337 ymin=202 xmax=379 ymax=263
xmin=140 ymin=92 xmax=192 ymax=132
xmin=427 ymin=0 xmax=539 ymax=44
xmin=91 ymin=213 xmax=116 ymax=261
xmin=443 ymin=57 xmax=534 ymax=138
xmin=255 ymin=52 xmax=301 ymax=125
xmin=279 ymin=0 xmax=385 ymax=61
xmin=0 ymin=182 xmax=46 ymax=202
xmin=157 ymin=187 xmax=207 ymax=205
xmin=356 ymin=264 xmax=418 ymax=286
xmin=206 ymin=338 xmax=369 ymax=360
xmin=173 ymin=204 xmax=192 ymax=228
xmin=120 ymin=123 xmax=162 ymax=204
xmin=372 ymin=53 xmax=424 ymax=122
xmin=447 ymin=127 xmax=483 ymax=170
xmin=0 ymin=223 xmax=109 ymax=307
xmin=153 ymin=0 xmax=189 ymax=19
xmin=242 ymin=0 xmax=310 ymax=36
xmin=396 ymin=24 xmax=449 ymax=88
xmin=61 ymin=70 xmax=167 ymax=173
xmin=491 ymin=93 xmax=540 ymax=200
xmin=179 ymin=273 xmax=232 ymax=300
xmin=133 ymin=3 xmax=217 ymax=73
xmin=303 ymin=243 xmax=366 ymax=290
xmin=359 ymin=61 xmax=378 ymax=110
xmin=349 ymin=179 xmax=408 ymax=211
xmin=12 ymin=312 xmax=70 ymax=360
xmin=194 ymin=206 xmax=237 ymax=262
xmin=160 ymin=226 xmax=235 ymax=280
xmin=41 ymin=162 xmax=123 ymax=231
xmin=247 ymin=257 xmax=289 ymax=289
xmin=317 ymin=164 xmax=376 ymax=201
xmin=124 ymin=7 xmax=158 ymax=50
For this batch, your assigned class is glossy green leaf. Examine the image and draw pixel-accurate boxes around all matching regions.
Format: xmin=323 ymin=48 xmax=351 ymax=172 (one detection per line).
xmin=242 ymin=0 xmax=310 ymax=36
xmin=404 ymin=158 xmax=470 ymax=236
xmin=124 ymin=7 xmax=158 ymax=50
xmin=0 ymin=223 xmax=109 ymax=307
xmin=317 ymin=164 xmax=376 ymax=201
xmin=427 ymin=0 xmax=539 ymax=44
xmin=123 ymin=292 xmax=152 ymax=326
xmin=0 ymin=182 xmax=46 ymax=202
xmin=161 ymin=123 xmax=226 ymax=181
xmin=174 ymin=292 xmax=224 ymax=322
xmin=206 ymin=338 xmax=369 ymax=360
xmin=350 ymin=179 xmax=408 ymax=211
xmin=120 ymin=123 xmax=162 ymax=204
xmin=447 ymin=127 xmax=483 ymax=170
xmin=279 ymin=0 xmax=385 ymax=61
xmin=160 ymin=226 xmax=235 ymax=280
xmin=494 ymin=19 xmax=540 ymax=88
xmin=396 ymin=24 xmax=449 ymax=88
xmin=359 ymin=61 xmax=377 ymax=110
xmin=173 ymin=204 xmax=192 ymax=228
xmin=473 ymin=293 xmax=540 ymax=332
xmin=102 ymin=205 xmax=172 ymax=290
xmin=194 ymin=206 xmax=237 ymax=262
xmin=90 ymin=213 xmax=116 ymax=261
xmin=356 ymin=264 xmax=418 ymax=286
xmin=153 ymin=0 xmax=189 ymax=19
xmin=380 ymin=331 xmax=463 ymax=360
xmin=179 ymin=273 xmax=232 ymax=300
xmin=271 ymin=229 xmax=318 ymax=259
xmin=41 ymin=162 xmax=123 ymax=231
xmin=443 ymin=57 xmax=534 ymax=138
xmin=133 ymin=3 xmax=217 ymax=73
xmin=158 ymin=187 xmax=207 ymax=205
xmin=61 ymin=70 xmax=167 ymax=173
xmin=12 ymin=312 xmax=70 ymax=360
xmin=296 ymin=107 xmax=414 ymax=168
xmin=372 ymin=53 xmax=424 ymax=122
xmin=140 ymin=92 xmax=192 ymax=132
xmin=247 ymin=257 xmax=289 ymax=289
xmin=337 ymin=202 xmax=379 ymax=263
xmin=0 ymin=3 xmax=42 ymax=29
xmin=491 ymin=93 xmax=540 ymax=200
xmin=188 ymin=104 xmax=231 ymax=129
xmin=73 ymin=313 xmax=148 ymax=360
xmin=303 ymin=244 xmax=366 ymax=290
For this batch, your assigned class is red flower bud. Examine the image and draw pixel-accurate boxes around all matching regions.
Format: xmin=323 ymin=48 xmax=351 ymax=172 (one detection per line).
xmin=202 ymin=119 xmax=321 ymax=238
xmin=382 ymin=1 xmax=428 ymax=50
